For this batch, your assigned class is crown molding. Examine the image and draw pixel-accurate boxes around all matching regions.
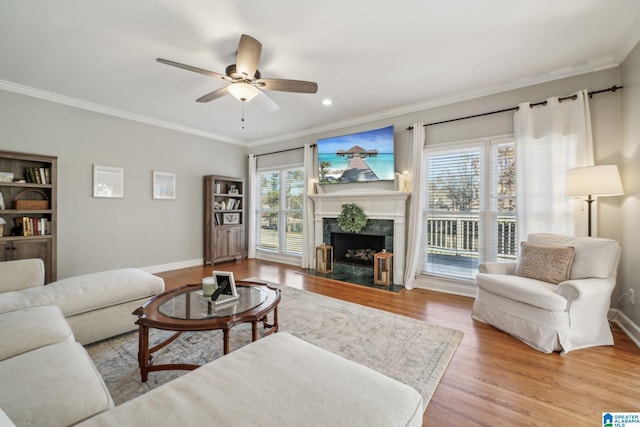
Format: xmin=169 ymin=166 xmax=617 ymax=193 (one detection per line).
xmin=613 ymin=14 xmax=640 ymax=64
xmin=0 ymin=79 xmax=245 ymax=146
xmin=248 ymin=55 xmax=620 ymax=147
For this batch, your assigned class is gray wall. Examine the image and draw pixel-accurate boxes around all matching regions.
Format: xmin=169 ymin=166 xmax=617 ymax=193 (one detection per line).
xmin=0 ymin=90 xmax=247 ymax=278
xmin=620 ymin=41 xmax=640 ymax=327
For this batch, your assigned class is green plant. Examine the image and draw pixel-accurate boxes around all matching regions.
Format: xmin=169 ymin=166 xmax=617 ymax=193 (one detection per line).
xmin=336 ymin=203 xmax=368 ymax=233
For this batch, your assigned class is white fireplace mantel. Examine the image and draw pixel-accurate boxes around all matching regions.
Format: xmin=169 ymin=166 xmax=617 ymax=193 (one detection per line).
xmin=309 ymin=191 xmax=410 ymax=285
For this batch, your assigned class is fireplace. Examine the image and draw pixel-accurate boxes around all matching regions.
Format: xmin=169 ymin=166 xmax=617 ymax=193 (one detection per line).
xmin=331 ymin=232 xmax=385 ymax=266
xmin=323 ymin=218 xmax=393 ymax=267
xmin=310 ymin=191 xmax=410 ymax=285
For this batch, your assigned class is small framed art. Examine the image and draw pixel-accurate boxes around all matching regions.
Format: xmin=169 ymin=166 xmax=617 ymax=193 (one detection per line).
xmin=211 ymin=271 xmax=239 ymax=304
xmin=93 ymin=165 xmax=124 ymax=198
xmin=223 ymin=213 xmax=240 ymax=225
xmin=153 ymin=171 xmax=176 ymax=200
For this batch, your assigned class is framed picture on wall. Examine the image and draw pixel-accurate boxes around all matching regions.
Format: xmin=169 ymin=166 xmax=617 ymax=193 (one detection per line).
xmin=153 ymin=171 xmax=176 ymax=200
xmin=93 ymin=165 xmax=124 ymax=198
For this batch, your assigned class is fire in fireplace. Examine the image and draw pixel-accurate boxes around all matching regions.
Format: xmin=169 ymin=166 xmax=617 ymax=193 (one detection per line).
xmin=331 ymin=232 xmax=385 ymax=266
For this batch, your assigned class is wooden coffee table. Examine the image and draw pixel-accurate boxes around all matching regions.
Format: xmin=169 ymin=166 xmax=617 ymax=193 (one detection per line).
xmin=133 ymin=280 xmax=281 ymax=382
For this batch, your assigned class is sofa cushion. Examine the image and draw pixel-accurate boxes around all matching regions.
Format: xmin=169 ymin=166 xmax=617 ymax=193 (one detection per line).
xmin=0 ymin=342 xmax=113 ymax=427
xmin=78 ymin=332 xmax=423 ymax=427
xmin=476 ymin=273 xmax=569 ymax=312
xmin=527 ymin=233 xmax=619 ymax=279
xmin=0 ymin=268 xmax=164 ymax=316
xmin=515 ymin=242 xmax=575 ymax=284
xmin=0 ymin=305 xmax=74 ymax=361
xmin=0 ymin=258 xmax=44 ymax=293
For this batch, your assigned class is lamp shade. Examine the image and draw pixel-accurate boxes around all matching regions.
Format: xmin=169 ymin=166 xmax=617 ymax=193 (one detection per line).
xmin=227 ymin=83 xmax=260 ymax=102
xmin=566 ymin=165 xmax=624 ymax=197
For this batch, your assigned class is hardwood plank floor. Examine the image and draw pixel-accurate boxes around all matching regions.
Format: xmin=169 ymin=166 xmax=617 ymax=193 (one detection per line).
xmin=156 ymin=259 xmax=640 ymax=427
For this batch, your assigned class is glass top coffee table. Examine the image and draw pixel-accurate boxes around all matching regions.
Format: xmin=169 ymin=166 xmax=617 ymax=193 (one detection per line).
xmin=133 ymin=280 xmax=281 ymax=382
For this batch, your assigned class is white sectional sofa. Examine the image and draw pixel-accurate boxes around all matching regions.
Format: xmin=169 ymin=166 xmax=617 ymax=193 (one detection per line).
xmin=0 ymin=259 xmax=424 ymax=427
xmin=0 ymin=305 xmax=114 ymax=426
xmin=0 ymin=259 xmax=165 ymax=344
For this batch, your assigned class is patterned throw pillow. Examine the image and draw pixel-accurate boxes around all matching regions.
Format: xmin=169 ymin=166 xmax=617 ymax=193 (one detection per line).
xmin=515 ymin=242 xmax=576 ymax=284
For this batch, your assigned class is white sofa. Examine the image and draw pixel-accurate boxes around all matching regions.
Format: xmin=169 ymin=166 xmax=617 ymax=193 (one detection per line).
xmin=0 ymin=260 xmax=424 ymax=427
xmin=79 ymin=332 xmax=423 ymax=427
xmin=0 ymin=259 xmax=165 ymax=344
xmin=0 ymin=305 xmax=114 ymax=426
xmin=473 ymin=233 xmax=621 ymax=354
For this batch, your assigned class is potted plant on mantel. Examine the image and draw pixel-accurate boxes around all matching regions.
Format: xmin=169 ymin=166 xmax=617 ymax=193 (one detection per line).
xmin=336 ymin=203 xmax=368 ymax=234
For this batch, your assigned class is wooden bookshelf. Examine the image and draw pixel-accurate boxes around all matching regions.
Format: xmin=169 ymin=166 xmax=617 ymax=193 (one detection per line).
xmin=204 ymin=175 xmax=244 ymax=265
xmin=0 ymin=150 xmax=57 ymax=283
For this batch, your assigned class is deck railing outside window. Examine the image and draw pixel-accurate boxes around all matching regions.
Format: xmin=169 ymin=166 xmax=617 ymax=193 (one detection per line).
xmin=426 ymin=214 xmax=517 ymax=259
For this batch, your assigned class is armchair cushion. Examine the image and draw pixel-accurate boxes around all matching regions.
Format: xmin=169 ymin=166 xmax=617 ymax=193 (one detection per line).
xmin=515 ymin=242 xmax=575 ymax=284
xmin=476 ymin=273 xmax=568 ymax=312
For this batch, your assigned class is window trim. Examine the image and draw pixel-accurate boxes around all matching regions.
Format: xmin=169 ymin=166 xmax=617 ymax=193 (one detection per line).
xmin=422 ymin=134 xmax=515 ymax=283
xmin=255 ymin=164 xmax=304 ymax=258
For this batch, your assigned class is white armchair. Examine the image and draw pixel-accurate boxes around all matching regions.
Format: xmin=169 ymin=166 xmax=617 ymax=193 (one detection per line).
xmin=472 ymin=233 xmax=621 ymax=354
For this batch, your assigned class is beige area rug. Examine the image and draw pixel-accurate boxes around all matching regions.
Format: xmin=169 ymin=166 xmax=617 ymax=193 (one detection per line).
xmin=86 ymin=285 xmax=463 ymax=409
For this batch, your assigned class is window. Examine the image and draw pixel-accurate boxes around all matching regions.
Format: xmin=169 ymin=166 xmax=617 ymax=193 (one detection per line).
xmin=422 ymin=136 xmax=516 ymax=281
xmin=257 ymin=166 xmax=304 ymax=256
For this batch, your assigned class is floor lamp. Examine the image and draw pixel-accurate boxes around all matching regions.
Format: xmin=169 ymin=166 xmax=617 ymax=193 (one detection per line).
xmin=566 ymin=165 xmax=624 ymax=237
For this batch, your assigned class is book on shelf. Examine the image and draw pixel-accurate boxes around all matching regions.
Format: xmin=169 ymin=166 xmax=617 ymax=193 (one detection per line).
xmin=15 ymin=216 xmax=50 ymax=236
xmin=226 ymin=198 xmax=241 ymax=210
xmin=24 ymin=167 xmax=50 ymax=184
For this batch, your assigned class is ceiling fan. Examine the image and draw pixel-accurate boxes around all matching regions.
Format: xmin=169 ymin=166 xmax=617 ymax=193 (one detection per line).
xmin=157 ymin=34 xmax=318 ymax=112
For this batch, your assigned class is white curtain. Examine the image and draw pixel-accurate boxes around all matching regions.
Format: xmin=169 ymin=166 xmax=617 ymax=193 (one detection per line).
xmin=247 ymin=154 xmax=258 ymax=258
xmin=302 ymin=144 xmax=317 ymax=268
xmin=403 ymin=123 xmax=425 ymax=289
xmin=514 ymin=89 xmax=594 ymax=242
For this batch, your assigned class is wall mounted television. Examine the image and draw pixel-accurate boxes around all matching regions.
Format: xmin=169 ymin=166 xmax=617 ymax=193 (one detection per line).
xmin=317 ymin=125 xmax=395 ymax=184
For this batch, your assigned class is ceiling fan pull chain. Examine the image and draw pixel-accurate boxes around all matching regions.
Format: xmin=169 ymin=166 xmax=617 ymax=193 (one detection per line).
xmin=241 ymin=100 xmax=246 ymax=130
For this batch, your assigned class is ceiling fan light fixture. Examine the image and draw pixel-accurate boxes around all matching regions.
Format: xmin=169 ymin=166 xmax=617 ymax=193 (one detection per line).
xmin=228 ymin=83 xmax=260 ymax=102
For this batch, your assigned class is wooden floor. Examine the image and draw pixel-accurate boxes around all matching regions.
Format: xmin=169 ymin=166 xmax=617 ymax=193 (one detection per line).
xmin=156 ymin=259 xmax=640 ymax=427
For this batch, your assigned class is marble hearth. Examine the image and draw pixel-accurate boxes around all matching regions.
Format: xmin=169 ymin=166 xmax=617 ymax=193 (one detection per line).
xmin=309 ymin=191 xmax=410 ymax=285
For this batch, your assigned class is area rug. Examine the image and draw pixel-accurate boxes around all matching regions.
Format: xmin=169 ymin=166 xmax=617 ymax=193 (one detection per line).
xmin=86 ymin=285 xmax=463 ymax=409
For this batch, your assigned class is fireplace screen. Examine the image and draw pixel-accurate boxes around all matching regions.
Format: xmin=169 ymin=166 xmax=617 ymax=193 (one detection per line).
xmin=331 ymin=232 xmax=385 ymax=266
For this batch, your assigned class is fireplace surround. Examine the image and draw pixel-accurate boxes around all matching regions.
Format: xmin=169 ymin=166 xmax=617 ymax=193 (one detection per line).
xmin=309 ymin=191 xmax=409 ymax=285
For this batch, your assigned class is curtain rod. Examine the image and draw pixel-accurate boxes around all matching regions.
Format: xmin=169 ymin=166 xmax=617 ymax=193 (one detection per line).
xmin=250 ymin=144 xmax=316 ymax=158
xmin=406 ymin=85 xmax=623 ymax=131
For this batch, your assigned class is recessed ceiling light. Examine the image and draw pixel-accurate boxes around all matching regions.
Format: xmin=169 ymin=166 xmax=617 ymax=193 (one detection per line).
xmin=322 ymin=99 xmax=332 ymax=106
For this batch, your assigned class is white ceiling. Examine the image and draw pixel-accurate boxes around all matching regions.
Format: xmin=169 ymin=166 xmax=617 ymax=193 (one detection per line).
xmin=1 ymin=1 xmax=639 ymax=146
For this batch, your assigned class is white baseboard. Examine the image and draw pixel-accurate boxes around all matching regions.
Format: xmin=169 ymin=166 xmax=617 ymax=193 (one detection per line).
xmin=413 ymin=275 xmax=476 ymax=298
xmin=256 ymin=251 xmax=302 ymax=267
xmin=140 ymin=258 xmax=203 ymax=274
xmin=611 ymin=310 xmax=640 ymax=349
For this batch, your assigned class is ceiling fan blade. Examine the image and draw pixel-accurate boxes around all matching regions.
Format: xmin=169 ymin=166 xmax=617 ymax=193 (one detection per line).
xmin=236 ymin=34 xmax=262 ymax=79
xmin=257 ymin=78 xmax=318 ymax=94
xmin=196 ymin=86 xmax=229 ymax=103
xmin=254 ymin=90 xmax=279 ymax=112
xmin=156 ymin=58 xmax=229 ymax=81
